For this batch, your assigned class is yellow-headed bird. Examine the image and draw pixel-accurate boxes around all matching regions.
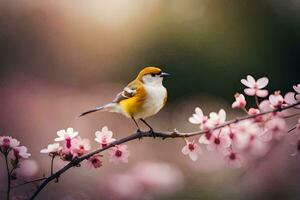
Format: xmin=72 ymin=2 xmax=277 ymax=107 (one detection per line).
xmin=79 ymin=66 xmax=170 ymax=132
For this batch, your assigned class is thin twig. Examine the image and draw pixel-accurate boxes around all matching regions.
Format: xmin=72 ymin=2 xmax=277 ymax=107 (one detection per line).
xmin=255 ymin=95 xmax=260 ymax=108
xmin=50 ymin=156 xmax=55 ymax=176
xmin=288 ymin=127 xmax=296 ymax=133
xmin=28 ymin=102 xmax=300 ymax=200
xmin=5 ymin=155 xmax=11 ymax=200
xmin=11 ymin=178 xmax=47 ymax=189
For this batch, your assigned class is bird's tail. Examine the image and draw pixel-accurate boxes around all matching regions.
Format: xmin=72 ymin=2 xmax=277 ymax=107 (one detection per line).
xmin=78 ymin=103 xmax=118 ymax=117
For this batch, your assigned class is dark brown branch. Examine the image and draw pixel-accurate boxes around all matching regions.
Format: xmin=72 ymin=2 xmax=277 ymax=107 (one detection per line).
xmin=28 ymin=102 xmax=300 ymax=200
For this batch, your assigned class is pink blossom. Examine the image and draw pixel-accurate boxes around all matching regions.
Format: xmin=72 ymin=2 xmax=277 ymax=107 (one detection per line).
xmin=224 ymin=150 xmax=243 ymax=168
xmin=13 ymin=146 xmax=31 ymax=159
xmin=95 ymin=126 xmax=116 ymax=148
xmin=241 ymin=75 xmax=269 ymax=97
xmin=40 ymin=143 xmax=60 ymax=154
xmin=198 ymin=131 xmax=213 ymax=145
xmin=248 ymin=108 xmax=263 ymax=122
xmin=0 ymin=136 xmax=20 ymax=152
xmin=261 ymin=118 xmax=286 ymax=141
xmin=206 ymin=109 xmax=226 ymax=128
xmin=233 ymin=120 xmax=268 ymax=155
xmin=54 ymin=127 xmax=78 ymax=142
xmin=181 ymin=140 xmax=202 ymax=161
xmin=71 ymin=137 xmax=91 ymax=156
xmin=206 ymin=129 xmax=231 ymax=154
xmin=108 ymin=145 xmax=130 ymax=164
xmin=269 ymin=91 xmax=284 ymax=108
xmin=87 ymin=154 xmax=103 ymax=168
xmin=259 ymin=100 xmax=273 ymax=112
xmin=232 ymin=93 xmax=246 ymax=109
xmin=284 ymin=92 xmax=298 ymax=105
xmin=189 ymin=107 xmax=208 ymax=124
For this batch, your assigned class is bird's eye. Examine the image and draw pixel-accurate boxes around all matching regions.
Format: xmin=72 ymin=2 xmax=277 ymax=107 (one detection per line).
xmin=151 ymin=73 xmax=156 ymax=77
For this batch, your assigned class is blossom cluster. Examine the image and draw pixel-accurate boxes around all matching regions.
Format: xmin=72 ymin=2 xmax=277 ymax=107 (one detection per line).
xmin=183 ymin=75 xmax=300 ymax=168
xmin=40 ymin=127 xmax=129 ymax=168
xmin=0 ymin=136 xmax=31 ymax=164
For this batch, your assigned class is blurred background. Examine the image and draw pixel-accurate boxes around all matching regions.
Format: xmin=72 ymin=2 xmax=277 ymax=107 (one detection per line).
xmin=0 ymin=0 xmax=300 ymax=199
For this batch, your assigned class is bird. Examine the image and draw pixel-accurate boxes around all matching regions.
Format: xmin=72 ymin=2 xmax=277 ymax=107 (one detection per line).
xmin=79 ymin=66 xmax=170 ymax=134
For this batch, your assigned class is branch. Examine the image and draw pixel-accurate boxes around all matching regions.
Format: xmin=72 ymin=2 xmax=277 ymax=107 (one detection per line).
xmin=5 ymin=155 xmax=11 ymax=200
xmin=28 ymin=102 xmax=300 ymax=200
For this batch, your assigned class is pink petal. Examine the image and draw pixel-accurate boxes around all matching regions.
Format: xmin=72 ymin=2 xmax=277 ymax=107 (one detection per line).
xmin=293 ymin=84 xmax=300 ymax=94
xmin=181 ymin=146 xmax=190 ymax=155
xmin=189 ymin=152 xmax=198 ymax=161
xmin=218 ymin=109 xmax=226 ymax=123
xmin=256 ymin=77 xmax=269 ymax=89
xmin=198 ymin=134 xmax=211 ymax=144
xmin=256 ymin=89 xmax=268 ymax=97
xmin=195 ymin=107 xmax=204 ymax=118
xmin=189 ymin=117 xmax=200 ymax=124
xmin=232 ymin=101 xmax=239 ymax=108
xmin=244 ymin=88 xmax=256 ymax=96
xmin=269 ymin=95 xmax=277 ymax=105
xmin=247 ymin=75 xmax=256 ymax=85
xmin=241 ymin=78 xmax=253 ymax=88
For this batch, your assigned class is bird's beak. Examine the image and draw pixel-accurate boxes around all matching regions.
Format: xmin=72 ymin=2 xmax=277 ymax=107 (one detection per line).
xmin=160 ymin=72 xmax=171 ymax=77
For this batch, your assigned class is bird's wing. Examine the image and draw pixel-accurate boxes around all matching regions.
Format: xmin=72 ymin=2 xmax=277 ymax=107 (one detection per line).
xmin=112 ymin=81 xmax=141 ymax=103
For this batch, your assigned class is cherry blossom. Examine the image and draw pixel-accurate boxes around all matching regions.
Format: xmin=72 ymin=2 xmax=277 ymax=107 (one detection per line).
xmin=224 ymin=150 xmax=243 ymax=168
xmin=71 ymin=137 xmax=91 ymax=156
xmin=262 ymin=118 xmax=286 ymax=141
xmin=206 ymin=109 xmax=226 ymax=128
xmin=233 ymin=120 xmax=268 ymax=155
xmin=198 ymin=131 xmax=213 ymax=145
xmin=54 ymin=128 xmax=78 ymax=142
xmin=206 ymin=129 xmax=231 ymax=154
xmin=40 ymin=143 xmax=60 ymax=154
xmin=189 ymin=107 xmax=208 ymax=124
xmin=95 ymin=126 xmax=116 ymax=148
xmin=108 ymin=145 xmax=130 ymax=164
xmin=0 ymin=136 xmax=20 ymax=152
xmin=284 ymin=92 xmax=297 ymax=105
xmin=269 ymin=91 xmax=284 ymax=108
xmin=181 ymin=140 xmax=202 ymax=161
xmin=241 ymin=75 xmax=269 ymax=97
xmin=189 ymin=107 xmax=209 ymax=130
xmin=248 ymin=108 xmax=263 ymax=122
xmin=232 ymin=93 xmax=246 ymax=109
xmin=87 ymin=154 xmax=103 ymax=168
xmin=13 ymin=146 xmax=31 ymax=159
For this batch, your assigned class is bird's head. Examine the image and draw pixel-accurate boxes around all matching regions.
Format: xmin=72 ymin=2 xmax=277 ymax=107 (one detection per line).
xmin=136 ymin=66 xmax=170 ymax=86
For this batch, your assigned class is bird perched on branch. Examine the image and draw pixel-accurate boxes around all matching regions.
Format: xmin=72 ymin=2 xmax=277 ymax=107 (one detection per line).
xmin=79 ymin=66 xmax=170 ymax=134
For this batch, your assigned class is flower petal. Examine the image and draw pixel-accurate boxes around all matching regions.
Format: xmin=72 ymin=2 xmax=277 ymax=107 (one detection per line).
xmin=293 ymin=84 xmax=300 ymax=94
xmin=256 ymin=77 xmax=269 ymax=89
xmin=244 ymin=88 xmax=256 ymax=96
xmin=256 ymin=89 xmax=268 ymax=97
